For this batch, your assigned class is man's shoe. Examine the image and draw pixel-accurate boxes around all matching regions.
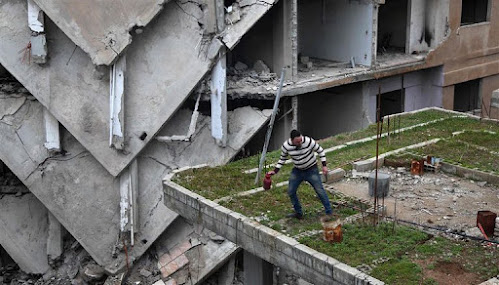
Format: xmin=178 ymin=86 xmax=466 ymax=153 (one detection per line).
xmin=286 ymin=212 xmax=303 ymax=220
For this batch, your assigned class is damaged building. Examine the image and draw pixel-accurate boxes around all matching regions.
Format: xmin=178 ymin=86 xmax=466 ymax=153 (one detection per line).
xmin=0 ymin=0 xmax=499 ymax=284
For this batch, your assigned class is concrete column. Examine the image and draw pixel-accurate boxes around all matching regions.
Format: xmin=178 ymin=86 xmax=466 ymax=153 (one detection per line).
xmin=291 ymin=96 xmax=298 ymax=130
xmin=243 ymin=251 xmax=273 ymax=285
xmin=47 ymin=212 xmax=63 ymax=261
xmin=371 ymin=3 xmax=379 ymax=66
xmin=27 ymin=0 xmax=47 ymax=64
xmin=291 ymin=0 xmax=298 ymax=80
xmin=109 ymin=55 xmax=126 ymax=150
xmin=119 ymin=159 xmax=138 ymax=244
xmin=273 ymin=0 xmax=293 ymax=80
xmin=43 ymin=108 xmax=60 ymax=152
xmin=210 ymin=51 xmax=228 ymax=147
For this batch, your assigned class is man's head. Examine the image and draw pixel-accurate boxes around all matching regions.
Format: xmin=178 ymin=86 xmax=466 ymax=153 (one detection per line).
xmin=290 ymin=129 xmax=302 ymax=146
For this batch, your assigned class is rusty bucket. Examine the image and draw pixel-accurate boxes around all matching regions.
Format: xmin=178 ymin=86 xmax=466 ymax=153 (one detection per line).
xmin=321 ymin=217 xmax=343 ymax=243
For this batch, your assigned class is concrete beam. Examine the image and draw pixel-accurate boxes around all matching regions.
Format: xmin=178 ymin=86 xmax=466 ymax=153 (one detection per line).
xmin=110 ymin=55 xmax=126 ymax=150
xmin=0 ymin=194 xmax=49 ymax=274
xmin=210 ymin=52 xmax=228 ymax=147
xmin=163 ymin=180 xmax=384 ymax=285
xmin=43 ymin=108 xmax=60 ymax=152
xmin=27 ymin=0 xmax=46 ymax=64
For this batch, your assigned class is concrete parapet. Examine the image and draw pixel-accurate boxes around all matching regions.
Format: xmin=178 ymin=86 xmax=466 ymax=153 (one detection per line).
xmin=440 ymin=162 xmax=499 ymax=185
xmin=353 ymin=158 xmax=384 ymax=172
xmin=163 ymin=180 xmax=384 ymax=285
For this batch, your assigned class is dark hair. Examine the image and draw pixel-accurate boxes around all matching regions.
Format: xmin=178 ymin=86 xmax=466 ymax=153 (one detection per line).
xmin=290 ymin=129 xmax=301 ymax=139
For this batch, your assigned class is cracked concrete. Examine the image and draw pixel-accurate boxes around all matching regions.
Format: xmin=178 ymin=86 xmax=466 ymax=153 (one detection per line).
xmin=32 ymin=0 xmax=169 ymax=65
xmin=0 ymin=0 xmax=276 ymax=178
xmin=0 ymin=89 xmax=270 ymax=273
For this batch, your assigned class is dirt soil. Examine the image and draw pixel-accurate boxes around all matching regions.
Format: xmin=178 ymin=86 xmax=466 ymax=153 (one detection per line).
xmin=330 ymin=166 xmax=499 ymax=238
xmin=414 ymin=259 xmax=480 ymax=285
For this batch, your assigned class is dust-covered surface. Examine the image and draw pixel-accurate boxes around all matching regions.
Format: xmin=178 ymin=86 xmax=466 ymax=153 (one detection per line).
xmin=332 ymin=166 xmax=499 ymax=239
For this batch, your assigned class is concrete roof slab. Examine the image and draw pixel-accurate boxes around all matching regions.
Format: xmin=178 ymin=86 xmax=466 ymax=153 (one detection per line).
xmin=33 ymin=0 xmax=168 ymax=66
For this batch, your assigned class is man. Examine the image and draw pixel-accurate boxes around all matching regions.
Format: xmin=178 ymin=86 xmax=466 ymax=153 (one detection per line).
xmin=267 ymin=130 xmax=332 ymax=219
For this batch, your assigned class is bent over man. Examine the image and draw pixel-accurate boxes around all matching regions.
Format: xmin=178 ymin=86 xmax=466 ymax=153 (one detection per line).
xmin=268 ymin=130 xmax=332 ymax=219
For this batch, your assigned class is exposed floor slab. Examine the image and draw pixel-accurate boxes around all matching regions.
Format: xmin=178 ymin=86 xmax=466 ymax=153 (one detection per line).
xmin=32 ymin=0 xmax=168 ymax=66
xmin=220 ymin=53 xmax=427 ymax=100
xmin=0 ymin=193 xmax=49 ymax=274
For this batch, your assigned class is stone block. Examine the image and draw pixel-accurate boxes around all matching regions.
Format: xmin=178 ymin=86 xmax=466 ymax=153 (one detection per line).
xmin=326 ymin=168 xmax=346 ymax=183
xmin=332 ymin=262 xmax=359 ymax=285
xmin=292 ymin=244 xmax=315 ymax=268
xmin=275 ymin=234 xmax=298 ymax=257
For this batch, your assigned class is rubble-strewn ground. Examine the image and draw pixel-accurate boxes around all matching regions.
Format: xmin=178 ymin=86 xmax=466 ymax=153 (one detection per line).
xmin=337 ymin=166 xmax=499 ymax=235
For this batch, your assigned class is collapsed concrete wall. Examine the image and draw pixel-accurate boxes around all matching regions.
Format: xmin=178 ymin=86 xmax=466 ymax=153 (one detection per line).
xmin=0 ymin=0 xmax=277 ymax=178
xmin=0 ymin=82 xmax=269 ymax=273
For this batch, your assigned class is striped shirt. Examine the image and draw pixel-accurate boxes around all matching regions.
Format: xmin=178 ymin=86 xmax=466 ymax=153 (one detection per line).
xmin=275 ymin=136 xmax=326 ymax=171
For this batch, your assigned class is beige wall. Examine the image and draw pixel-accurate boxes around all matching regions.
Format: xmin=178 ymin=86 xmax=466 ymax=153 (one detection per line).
xmin=423 ymin=0 xmax=499 ymax=109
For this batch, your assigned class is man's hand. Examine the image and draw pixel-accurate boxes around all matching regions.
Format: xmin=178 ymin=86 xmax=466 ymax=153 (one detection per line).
xmin=267 ymin=170 xmax=276 ymax=176
xmin=322 ymin=166 xmax=328 ymax=176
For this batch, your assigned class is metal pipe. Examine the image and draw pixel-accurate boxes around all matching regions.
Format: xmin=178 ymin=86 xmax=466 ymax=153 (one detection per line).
xmin=255 ymin=69 xmax=286 ymax=184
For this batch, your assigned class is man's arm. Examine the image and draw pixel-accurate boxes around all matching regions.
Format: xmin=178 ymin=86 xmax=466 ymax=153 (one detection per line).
xmin=268 ymin=145 xmax=288 ymax=175
xmin=311 ymin=138 xmax=328 ymax=175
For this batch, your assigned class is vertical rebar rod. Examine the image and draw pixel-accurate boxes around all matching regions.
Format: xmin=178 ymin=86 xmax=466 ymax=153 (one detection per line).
xmin=374 ymin=85 xmax=381 ymax=225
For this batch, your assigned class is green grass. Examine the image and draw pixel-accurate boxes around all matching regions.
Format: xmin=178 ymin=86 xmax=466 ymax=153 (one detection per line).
xmin=300 ymin=222 xmax=499 ymax=284
xmin=455 ymin=131 xmax=499 ymax=153
xmin=414 ymin=139 xmax=499 ymax=174
xmin=174 ymin=112 xmax=499 ymax=197
xmin=219 ymin=184 xmax=363 ymax=236
xmin=299 ymin=223 xmax=429 ymax=267
xmin=371 ymin=258 xmax=423 ymax=285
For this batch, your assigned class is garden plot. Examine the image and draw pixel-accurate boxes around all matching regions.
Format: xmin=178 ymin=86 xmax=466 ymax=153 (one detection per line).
xmin=170 ymin=108 xmax=499 ymax=284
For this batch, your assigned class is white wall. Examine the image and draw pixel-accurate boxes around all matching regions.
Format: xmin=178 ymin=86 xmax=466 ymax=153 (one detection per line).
xmin=298 ymin=0 xmax=374 ymax=66
xmin=407 ymin=0 xmax=450 ymax=54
